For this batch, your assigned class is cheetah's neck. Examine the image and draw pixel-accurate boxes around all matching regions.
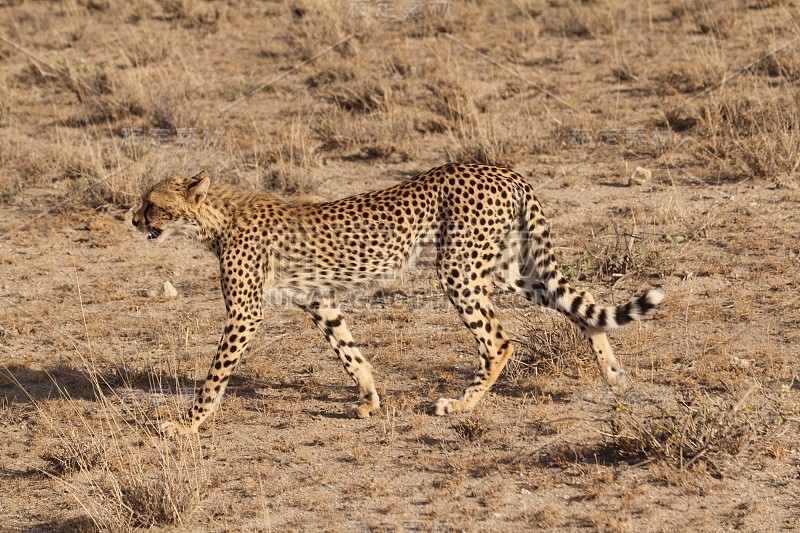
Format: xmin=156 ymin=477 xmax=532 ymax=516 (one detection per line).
xmin=194 ymin=186 xmax=274 ymax=245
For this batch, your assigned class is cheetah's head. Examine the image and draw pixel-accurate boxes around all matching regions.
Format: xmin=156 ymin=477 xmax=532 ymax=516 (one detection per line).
xmin=132 ymin=170 xmax=210 ymax=243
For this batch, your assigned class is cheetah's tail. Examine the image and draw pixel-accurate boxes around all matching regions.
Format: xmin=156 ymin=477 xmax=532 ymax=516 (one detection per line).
xmin=517 ymin=183 xmax=664 ymax=329
xmin=560 ymin=289 xmax=665 ymax=329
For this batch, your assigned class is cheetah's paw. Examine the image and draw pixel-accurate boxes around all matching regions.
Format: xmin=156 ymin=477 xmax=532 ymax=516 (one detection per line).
xmin=433 ymin=397 xmax=469 ymax=416
xmin=607 ymin=369 xmax=630 ymax=396
xmin=159 ymin=421 xmax=198 ymax=437
xmin=347 ymin=400 xmax=380 ymax=419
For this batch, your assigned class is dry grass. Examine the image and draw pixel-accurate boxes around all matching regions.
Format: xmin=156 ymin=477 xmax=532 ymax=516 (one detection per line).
xmin=511 ymin=313 xmax=587 ymax=384
xmin=314 ymin=105 xmax=419 ymax=162
xmin=4 ymin=0 xmax=797 ymax=198
xmin=119 ymin=459 xmax=202 ymax=528
xmin=452 ymin=411 xmax=494 ymax=444
xmin=604 ymin=386 xmax=781 ymax=472
xmin=41 ymin=435 xmax=106 ymax=477
xmin=571 ymin=228 xmax=664 ymax=282
xmin=694 ymin=90 xmax=800 ymax=180
xmin=446 ymin=105 xmax=542 ymax=167
xmin=537 ymin=384 xmax=793 ymax=481
xmin=1 ymin=312 xmax=207 ymax=530
xmin=26 ymin=375 xmax=206 ymax=530
xmin=248 ymin=117 xmax=322 ymax=193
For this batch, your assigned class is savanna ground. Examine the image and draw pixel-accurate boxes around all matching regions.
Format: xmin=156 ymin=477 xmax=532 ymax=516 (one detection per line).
xmin=1 ymin=0 xmax=799 ymax=530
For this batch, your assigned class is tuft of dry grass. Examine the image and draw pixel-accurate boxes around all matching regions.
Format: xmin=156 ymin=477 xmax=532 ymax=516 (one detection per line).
xmin=604 ymin=386 xmax=770 ymax=470
xmin=452 ymin=411 xmax=494 ymax=443
xmin=58 ymin=63 xmax=147 ymax=125
xmin=539 ymin=5 xmax=607 ymax=39
xmin=157 ymin=0 xmax=221 ymax=29
xmin=692 ymin=5 xmax=740 ymax=39
xmin=437 ymin=86 xmax=543 ymax=167
xmin=119 ymin=463 xmax=202 ymax=528
xmin=650 ymin=61 xmax=727 ymax=96
xmin=121 ymin=34 xmax=171 ymax=68
xmin=509 ymin=312 xmax=587 ymax=385
xmin=750 ymin=48 xmax=800 ymax=82
xmin=41 ymin=434 xmax=106 ymax=476
xmin=325 ymin=81 xmax=392 ymax=114
xmin=247 ymin=118 xmax=322 ymax=194
xmin=305 ymin=64 xmax=355 ymax=89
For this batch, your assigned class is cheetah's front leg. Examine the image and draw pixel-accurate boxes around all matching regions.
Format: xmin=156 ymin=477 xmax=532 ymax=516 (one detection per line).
xmin=161 ymin=311 xmax=263 ymax=436
xmin=162 ymin=252 xmax=265 ymax=436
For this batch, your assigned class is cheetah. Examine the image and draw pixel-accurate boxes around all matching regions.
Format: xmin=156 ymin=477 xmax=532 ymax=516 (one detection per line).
xmin=132 ymin=163 xmax=663 ymax=436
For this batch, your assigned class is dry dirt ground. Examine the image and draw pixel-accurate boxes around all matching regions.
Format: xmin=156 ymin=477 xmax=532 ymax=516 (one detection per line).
xmin=1 ymin=1 xmax=799 ymax=531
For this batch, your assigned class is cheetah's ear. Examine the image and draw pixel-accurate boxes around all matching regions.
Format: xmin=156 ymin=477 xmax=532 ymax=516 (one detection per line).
xmin=186 ymin=170 xmax=210 ymax=206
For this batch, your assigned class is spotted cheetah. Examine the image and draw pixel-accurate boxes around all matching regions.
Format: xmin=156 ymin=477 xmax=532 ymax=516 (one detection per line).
xmin=132 ymin=163 xmax=663 ymax=436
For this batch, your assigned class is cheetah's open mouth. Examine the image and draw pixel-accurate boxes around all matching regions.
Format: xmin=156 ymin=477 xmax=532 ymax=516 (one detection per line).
xmin=147 ymin=228 xmax=162 ymax=240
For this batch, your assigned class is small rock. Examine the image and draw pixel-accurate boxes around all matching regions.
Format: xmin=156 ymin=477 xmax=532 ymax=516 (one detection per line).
xmin=161 ymin=281 xmax=178 ymax=299
xmin=628 ymin=166 xmax=652 ymax=186
xmin=730 ymin=357 xmax=751 ymax=369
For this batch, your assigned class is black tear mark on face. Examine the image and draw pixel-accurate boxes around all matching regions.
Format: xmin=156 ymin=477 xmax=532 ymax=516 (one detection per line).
xmin=142 ymin=203 xmax=153 ymax=225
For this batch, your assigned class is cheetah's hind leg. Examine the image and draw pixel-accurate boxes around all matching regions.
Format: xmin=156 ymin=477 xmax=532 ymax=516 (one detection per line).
xmin=433 ymin=240 xmax=513 ymax=416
